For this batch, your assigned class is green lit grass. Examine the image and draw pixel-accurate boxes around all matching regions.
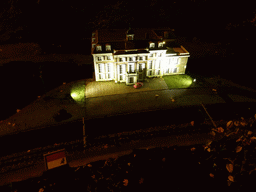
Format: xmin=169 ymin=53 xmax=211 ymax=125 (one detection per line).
xmin=163 ymin=74 xmax=193 ymax=89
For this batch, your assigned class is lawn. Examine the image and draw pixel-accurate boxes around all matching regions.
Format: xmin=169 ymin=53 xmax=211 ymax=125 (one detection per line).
xmin=163 ymin=74 xmax=194 ymax=89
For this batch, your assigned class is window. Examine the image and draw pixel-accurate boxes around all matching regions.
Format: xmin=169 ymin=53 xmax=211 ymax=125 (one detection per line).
xmin=92 ymin=38 xmax=95 ymax=42
xmin=106 ymin=45 xmax=111 ymax=51
xmin=96 ymin=45 xmax=102 ymax=51
xmin=129 ymin=57 xmax=135 ymax=61
xmin=139 ymin=56 xmax=143 ymax=60
xmin=155 ymin=61 xmax=160 ymax=69
xmin=98 ymin=64 xmax=104 ymax=73
xmin=129 ymin=77 xmax=134 ymax=83
xmin=119 ymin=57 xmax=126 ymax=62
xmin=165 ymin=68 xmax=169 ymax=73
xmin=148 ymin=61 xmax=152 ymax=69
xmin=127 ymin=35 xmax=134 ymax=40
xmin=98 ymin=57 xmax=102 ymax=61
xmin=158 ymin=42 xmax=163 ymax=48
xmin=149 ymin=53 xmax=154 ymax=57
xmin=150 ymin=43 xmax=155 ymax=48
xmin=92 ymin=33 xmax=95 ymax=37
xmin=156 ymin=70 xmax=160 ymax=75
xmin=92 ymin=44 xmax=96 ymax=49
xmin=172 ymin=68 xmax=177 ymax=73
xmin=148 ymin=71 xmax=152 ymax=76
xmin=107 ymin=64 xmax=110 ymax=72
xmin=139 ymin=64 xmax=143 ymax=72
xmin=128 ymin=63 xmax=135 ymax=73
xmin=107 ymin=56 xmax=112 ymax=60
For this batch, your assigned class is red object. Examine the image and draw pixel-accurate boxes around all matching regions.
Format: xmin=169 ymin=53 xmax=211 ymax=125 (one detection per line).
xmin=134 ymin=82 xmax=143 ymax=89
xmin=46 ymin=151 xmax=65 ymax=162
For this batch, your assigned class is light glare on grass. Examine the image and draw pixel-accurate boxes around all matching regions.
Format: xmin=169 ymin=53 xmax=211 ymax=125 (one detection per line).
xmin=70 ymin=83 xmax=86 ymax=104
xmin=71 ymin=92 xmax=77 ymax=99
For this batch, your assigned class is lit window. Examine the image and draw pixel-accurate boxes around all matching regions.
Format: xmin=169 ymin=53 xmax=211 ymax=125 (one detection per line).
xmin=150 ymin=43 xmax=155 ymax=48
xmin=127 ymin=35 xmax=134 ymax=40
xmin=96 ymin=45 xmax=102 ymax=51
xmin=98 ymin=64 xmax=104 ymax=73
xmin=106 ymin=45 xmax=111 ymax=51
xmin=148 ymin=61 xmax=152 ymax=69
xmin=158 ymin=42 xmax=163 ymax=48
xmin=156 ymin=61 xmax=160 ymax=69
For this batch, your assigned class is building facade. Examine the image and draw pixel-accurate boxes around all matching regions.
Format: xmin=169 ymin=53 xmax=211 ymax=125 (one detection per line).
xmin=91 ymin=28 xmax=189 ymax=85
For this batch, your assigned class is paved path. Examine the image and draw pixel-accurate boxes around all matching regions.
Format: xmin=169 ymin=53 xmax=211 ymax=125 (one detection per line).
xmin=85 ymin=78 xmax=168 ymax=98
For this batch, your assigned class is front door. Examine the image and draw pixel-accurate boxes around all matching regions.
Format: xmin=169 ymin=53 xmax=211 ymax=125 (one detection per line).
xmin=137 ymin=63 xmax=145 ymax=81
xmin=118 ymin=64 xmax=126 ymax=82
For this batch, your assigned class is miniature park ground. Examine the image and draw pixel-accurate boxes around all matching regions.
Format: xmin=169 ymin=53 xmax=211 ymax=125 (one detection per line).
xmin=1 ymin=73 xmax=256 ymax=191
xmin=1 ymin=115 xmax=256 ymax=192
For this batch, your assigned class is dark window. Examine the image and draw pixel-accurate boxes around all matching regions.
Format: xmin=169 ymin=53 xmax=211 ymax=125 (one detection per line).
xmin=139 ymin=65 xmax=142 ymax=72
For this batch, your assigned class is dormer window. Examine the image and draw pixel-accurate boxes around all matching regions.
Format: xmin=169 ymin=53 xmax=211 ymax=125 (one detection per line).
xmin=106 ymin=45 xmax=111 ymax=51
xmin=127 ymin=35 xmax=134 ymax=41
xmin=96 ymin=45 xmax=102 ymax=51
xmin=149 ymin=42 xmax=155 ymax=48
xmin=158 ymin=42 xmax=164 ymax=48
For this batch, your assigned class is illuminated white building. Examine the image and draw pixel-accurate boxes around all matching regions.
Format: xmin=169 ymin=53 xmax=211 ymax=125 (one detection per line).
xmin=91 ymin=28 xmax=189 ymax=85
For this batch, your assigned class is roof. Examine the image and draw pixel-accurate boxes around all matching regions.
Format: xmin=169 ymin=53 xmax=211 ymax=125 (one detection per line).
xmin=92 ymin=28 xmax=187 ymax=55
xmin=97 ymin=28 xmax=161 ymax=43
xmin=114 ymin=49 xmax=149 ymax=55
xmin=93 ymin=40 xmax=168 ymax=54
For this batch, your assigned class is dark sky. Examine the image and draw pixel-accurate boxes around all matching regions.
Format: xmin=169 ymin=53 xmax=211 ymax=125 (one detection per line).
xmin=0 ymin=0 xmax=256 ymax=49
